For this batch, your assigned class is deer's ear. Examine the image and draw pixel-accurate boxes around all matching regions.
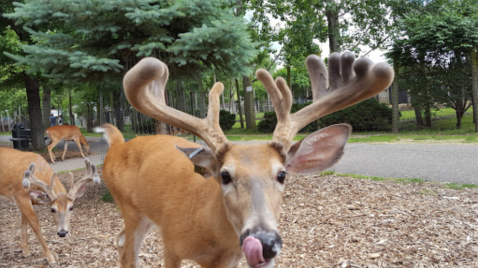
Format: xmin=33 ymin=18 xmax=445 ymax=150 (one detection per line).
xmin=285 ymin=124 xmax=351 ymax=174
xmin=29 ymin=190 xmax=51 ymax=204
xmin=175 ymin=146 xmax=216 ymax=178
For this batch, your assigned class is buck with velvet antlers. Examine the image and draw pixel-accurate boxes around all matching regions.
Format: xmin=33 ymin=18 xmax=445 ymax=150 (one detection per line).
xmin=0 ymin=148 xmax=100 ymax=265
xmin=98 ymin=52 xmax=393 ymax=268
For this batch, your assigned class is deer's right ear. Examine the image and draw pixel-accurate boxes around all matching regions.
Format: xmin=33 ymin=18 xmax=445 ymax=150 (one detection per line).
xmin=29 ymin=190 xmax=51 ymax=204
xmin=175 ymin=146 xmax=217 ymax=178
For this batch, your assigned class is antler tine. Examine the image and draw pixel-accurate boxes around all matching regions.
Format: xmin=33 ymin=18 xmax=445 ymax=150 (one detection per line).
xmin=257 ymin=53 xmax=394 ymax=151
xmin=256 ymin=70 xmax=293 ymax=123
xmin=22 ymin=165 xmax=57 ymax=200
xmin=123 ymin=57 xmax=227 ymax=152
xmin=67 ymin=172 xmax=75 ymax=197
xmin=291 ymin=53 xmax=394 ymax=147
xmin=68 ymin=160 xmax=100 ymax=199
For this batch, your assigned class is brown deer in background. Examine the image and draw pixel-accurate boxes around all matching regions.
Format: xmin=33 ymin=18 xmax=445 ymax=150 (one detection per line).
xmin=45 ymin=125 xmax=93 ymax=164
xmin=97 ymin=52 xmax=394 ymax=268
xmin=0 ymin=148 xmax=100 ymax=264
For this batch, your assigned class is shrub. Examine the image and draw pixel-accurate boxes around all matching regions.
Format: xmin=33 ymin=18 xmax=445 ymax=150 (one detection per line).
xmin=258 ymin=112 xmax=277 ymax=133
xmin=258 ymin=98 xmax=393 ymax=133
xmin=318 ymin=98 xmax=393 ymax=132
xmin=258 ymin=103 xmax=317 ymax=133
xmin=219 ymin=110 xmax=236 ymax=131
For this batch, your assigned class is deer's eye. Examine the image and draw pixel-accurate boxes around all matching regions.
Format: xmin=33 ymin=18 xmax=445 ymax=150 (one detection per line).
xmin=221 ymin=171 xmax=232 ymax=185
xmin=69 ymin=206 xmax=74 ymax=211
xmin=51 ymin=208 xmax=56 ymax=213
xmin=277 ymin=171 xmax=287 ymax=184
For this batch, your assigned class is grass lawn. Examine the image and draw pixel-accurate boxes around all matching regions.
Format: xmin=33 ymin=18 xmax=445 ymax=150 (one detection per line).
xmin=320 ymin=171 xmax=478 ymax=190
xmin=224 ymin=112 xmax=478 ymax=143
xmin=3 ymin=110 xmax=476 ymax=144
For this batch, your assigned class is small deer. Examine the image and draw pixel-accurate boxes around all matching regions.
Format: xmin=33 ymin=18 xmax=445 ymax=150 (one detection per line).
xmin=98 ymin=52 xmax=393 ymax=268
xmin=45 ymin=125 xmax=93 ymax=164
xmin=0 ymin=148 xmax=100 ymax=264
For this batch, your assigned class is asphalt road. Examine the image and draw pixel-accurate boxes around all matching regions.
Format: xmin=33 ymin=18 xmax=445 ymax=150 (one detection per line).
xmin=1 ymin=135 xmax=477 ymax=184
xmin=332 ymin=143 xmax=478 ymax=184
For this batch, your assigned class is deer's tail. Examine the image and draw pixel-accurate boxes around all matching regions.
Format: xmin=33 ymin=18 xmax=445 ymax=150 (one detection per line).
xmin=94 ymin=124 xmax=125 ymax=147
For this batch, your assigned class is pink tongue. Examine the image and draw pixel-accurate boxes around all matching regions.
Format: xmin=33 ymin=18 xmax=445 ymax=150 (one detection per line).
xmin=242 ymin=236 xmax=265 ymax=267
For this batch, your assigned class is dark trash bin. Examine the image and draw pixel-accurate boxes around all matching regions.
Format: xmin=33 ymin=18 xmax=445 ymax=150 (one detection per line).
xmin=11 ymin=124 xmax=31 ymax=150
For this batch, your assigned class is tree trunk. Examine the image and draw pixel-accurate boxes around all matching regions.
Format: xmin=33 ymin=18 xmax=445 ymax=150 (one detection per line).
xmin=326 ymin=0 xmax=341 ymax=53
xmin=455 ymin=99 xmax=465 ymax=129
xmin=42 ymin=85 xmax=51 ymax=130
xmin=392 ymin=54 xmax=399 ymax=133
xmin=68 ymin=88 xmax=75 ymax=126
xmin=414 ymin=106 xmax=424 ymax=126
xmin=110 ymin=91 xmax=115 ymax=126
xmin=177 ymin=81 xmax=186 ymax=112
xmin=472 ymin=46 xmax=478 ymax=131
xmin=243 ymin=76 xmax=255 ymax=130
xmin=286 ymin=66 xmax=291 ymax=88
xmin=113 ymin=91 xmax=124 ymax=131
xmin=25 ymin=76 xmax=45 ymax=151
xmin=86 ymin=102 xmax=93 ymax=132
xmin=198 ymin=78 xmax=206 ymax=118
xmin=236 ymin=79 xmax=244 ymax=128
xmin=424 ymin=105 xmax=432 ymax=127
xmin=99 ymin=87 xmax=105 ymax=126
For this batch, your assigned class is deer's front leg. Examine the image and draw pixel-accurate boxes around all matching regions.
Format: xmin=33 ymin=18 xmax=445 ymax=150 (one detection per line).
xmin=16 ymin=198 xmax=56 ymax=264
xmin=20 ymin=212 xmax=30 ymax=257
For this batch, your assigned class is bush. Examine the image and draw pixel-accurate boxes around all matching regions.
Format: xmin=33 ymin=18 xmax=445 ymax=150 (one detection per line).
xmin=258 ymin=98 xmax=393 ymax=133
xmin=258 ymin=112 xmax=277 ymax=133
xmin=219 ymin=110 xmax=236 ymax=131
xmin=258 ymin=103 xmax=317 ymax=133
xmin=318 ymin=98 xmax=393 ymax=132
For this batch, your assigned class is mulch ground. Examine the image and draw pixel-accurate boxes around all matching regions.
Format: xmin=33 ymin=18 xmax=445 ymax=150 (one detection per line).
xmin=1 ymin=169 xmax=477 ymax=267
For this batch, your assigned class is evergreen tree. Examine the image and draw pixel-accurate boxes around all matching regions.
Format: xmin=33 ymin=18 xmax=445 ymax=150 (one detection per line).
xmin=5 ymin=0 xmax=258 ymax=133
xmin=6 ymin=0 xmax=257 ymax=80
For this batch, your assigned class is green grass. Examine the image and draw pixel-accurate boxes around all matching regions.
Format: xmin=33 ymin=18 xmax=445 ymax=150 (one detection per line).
xmin=101 ymin=189 xmax=115 ymax=203
xmin=223 ymin=131 xmax=477 ymax=144
xmin=320 ymin=171 xmax=477 ymax=190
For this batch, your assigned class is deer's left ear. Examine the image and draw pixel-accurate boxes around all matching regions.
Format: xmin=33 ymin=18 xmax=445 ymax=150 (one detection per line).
xmin=285 ymin=124 xmax=351 ymax=174
xmin=175 ymin=146 xmax=217 ymax=178
xmin=29 ymin=190 xmax=51 ymax=204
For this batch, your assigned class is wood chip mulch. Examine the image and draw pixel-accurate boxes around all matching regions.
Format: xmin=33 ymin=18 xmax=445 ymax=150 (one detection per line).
xmin=1 ymin=169 xmax=477 ymax=267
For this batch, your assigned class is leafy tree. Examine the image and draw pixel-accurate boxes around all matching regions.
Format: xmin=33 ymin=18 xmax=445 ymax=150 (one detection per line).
xmin=389 ymin=0 xmax=478 ymax=129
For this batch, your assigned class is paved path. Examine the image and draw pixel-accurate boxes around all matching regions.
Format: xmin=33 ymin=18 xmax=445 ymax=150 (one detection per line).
xmin=332 ymin=143 xmax=478 ymax=185
xmin=1 ymin=135 xmax=477 ymax=184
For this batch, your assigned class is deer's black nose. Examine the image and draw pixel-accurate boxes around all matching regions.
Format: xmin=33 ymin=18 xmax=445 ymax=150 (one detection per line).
xmin=57 ymin=230 xmax=68 ymax=237
xmin=240 ymin=228 xmax=283 ymax=259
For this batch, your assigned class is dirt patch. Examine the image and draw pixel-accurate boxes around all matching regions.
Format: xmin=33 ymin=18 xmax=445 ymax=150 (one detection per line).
xmin=1 ymin=169 xmax=477 ymax=267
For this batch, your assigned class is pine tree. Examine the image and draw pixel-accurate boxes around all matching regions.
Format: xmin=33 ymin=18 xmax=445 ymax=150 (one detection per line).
xmin=6 ymin=0 xmax=257 ymax=81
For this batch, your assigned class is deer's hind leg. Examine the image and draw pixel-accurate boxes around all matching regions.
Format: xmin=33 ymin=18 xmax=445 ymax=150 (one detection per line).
xmin=61 ymin=140 xmax=69 ymax=161
xmin=74 ymin=138 xmax=87 ymax=159
xmin=116 ymin=207 xmax=153 ymax=268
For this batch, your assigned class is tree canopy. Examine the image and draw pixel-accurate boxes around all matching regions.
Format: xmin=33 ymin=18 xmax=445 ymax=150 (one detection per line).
xmin=5 ymin=0 xmax=258 ymax=82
